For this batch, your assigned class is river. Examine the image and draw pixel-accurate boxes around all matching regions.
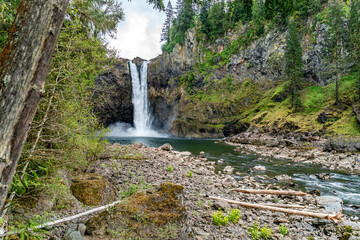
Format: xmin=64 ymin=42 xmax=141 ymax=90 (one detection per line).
xmin=107 ymin=136 xmax=360 ymax=217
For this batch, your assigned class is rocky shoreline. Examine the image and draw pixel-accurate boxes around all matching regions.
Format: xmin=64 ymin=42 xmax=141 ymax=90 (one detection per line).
xmin=224 ymin=131 xmax=360 ymax=174
xmin=7 ymin=142 xmax=359 ymax=239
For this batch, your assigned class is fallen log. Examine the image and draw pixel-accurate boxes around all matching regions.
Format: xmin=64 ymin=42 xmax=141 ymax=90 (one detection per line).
xmin=0 ymin=200 xmax=123 ymax=237
xmin=264 ymin=203 xmax=306 ymax=209
xmin=230 ymin=189 xmax=307 ymax=196
xmin=209 ymin=196 xmax=343 ymax=223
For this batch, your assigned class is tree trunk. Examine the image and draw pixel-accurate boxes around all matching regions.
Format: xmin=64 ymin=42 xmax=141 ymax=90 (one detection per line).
xmin=0 ymin=0 xmax=68 ymax=214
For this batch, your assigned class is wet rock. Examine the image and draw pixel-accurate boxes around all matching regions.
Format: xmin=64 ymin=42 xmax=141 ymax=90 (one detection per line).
xmin=315 ymin=173 xmax=330 ymax=180
xmin=316 ymin=196 xmax=343 ymax=213
xmin=159 ymin=143 xmax=173 ymax=151
xmin=274 ymin=175 xmax=292 ymax=181
xmin=253 ymin=165 xmax=266 ymax=171
xmin=70 ymin=173 xmax=114 ymax=206
xmin=308 ymin=189 xmax=321 ymax=196
xmin=223 ymin=166 xmax=234 ymax=174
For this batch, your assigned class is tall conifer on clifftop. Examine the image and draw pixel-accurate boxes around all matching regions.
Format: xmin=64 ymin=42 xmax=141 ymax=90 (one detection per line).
xmin=285 ymin=18 xmax=303 ymax=109
xmin=161 ymin=1 xmax=174 ymax=43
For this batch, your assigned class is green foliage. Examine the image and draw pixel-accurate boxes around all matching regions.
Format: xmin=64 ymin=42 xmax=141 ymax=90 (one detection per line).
xmin=324 ymin=0 xmax=346 ymax=105
xmin=279 ymin=224 xmax=288 ymax=236
xmin=228 ymin=209 xmax=241 ymax=223
xmin=260 ymin=226 xmax=272 ymax=240
xmin=247 ymin=221 xmax=272 ymax=240
xmin=208 ymin=2 xmax=226 ymax=40
xmin=232 ymin=0 xmax=253 ymax=23
xmin=303 ymin=86 xmax=325 ymax=113
xmin=0 ymin=0 xmax=20 ymax=50
xmin=180 ymin=71 xmax=197 ymax=94
xmin=251 ymin=0 xmax=265 ymax=36
xmin=186 ymin=170 xmax=193 ymax=177
xmin=212 ymin=210 xmax=229 ymax=226
xmin=247 ymin=221 xmax=261 ymax=240
xmin=337 ymin=225 xmax=353 ymax=240
xmin=199 ymin=1 xmax=211 ymax=35
xmin=68 ymin=0 xmax=124 ymax=38
xmin=167 ymin=165 xmax=174 ymax=173
xmin=119 ymin=181 xmax=152 ymax=199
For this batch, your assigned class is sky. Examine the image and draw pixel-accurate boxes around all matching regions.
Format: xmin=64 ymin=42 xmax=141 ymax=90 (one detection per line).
xmin=108 ymin=0 xmax=176 ymax=60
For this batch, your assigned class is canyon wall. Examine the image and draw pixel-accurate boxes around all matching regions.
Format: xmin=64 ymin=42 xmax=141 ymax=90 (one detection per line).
xmin=94 ymin=20 xmax=347 ymax=138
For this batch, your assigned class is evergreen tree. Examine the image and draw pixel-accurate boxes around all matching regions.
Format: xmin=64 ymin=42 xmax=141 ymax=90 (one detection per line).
xmin=199 ymin=1 xmax=211 ymax=35
xmin=252 ymin=0 xmax=265 ymax=36
xmin=324 ymin=0 xmax=346 ymax=105
xmin=174 ymin=0 xmax=183 ymax=17
xmin=349 ymin=0 xmax=360 ymax=99
xmin=174 ymin=0 xmax=195 ymax=43
xmin=265 ymin=0 xmax=294 ymax=23
xmin=161 ymin=1 xmax=174 ymax=43
xmin=285 ymin=18 xmax=303 ymax=109
xmin=208 ymin=1 xmax=226 ymax=40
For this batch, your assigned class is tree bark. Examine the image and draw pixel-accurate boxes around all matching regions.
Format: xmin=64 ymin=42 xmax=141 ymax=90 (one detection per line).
xmin=0 ymin=0 xmax=68 ymax=214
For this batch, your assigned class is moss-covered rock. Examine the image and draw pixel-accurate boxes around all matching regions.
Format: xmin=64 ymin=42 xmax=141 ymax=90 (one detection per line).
xmin=70 ymin=173 xmax=114 ymax=206
xmin=86 ymin=182 xmax=185 ymax=239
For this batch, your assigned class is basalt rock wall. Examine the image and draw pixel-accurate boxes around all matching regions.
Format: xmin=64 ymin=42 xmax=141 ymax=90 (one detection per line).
xmin=95 ymin=20 xmax=345 ymax=138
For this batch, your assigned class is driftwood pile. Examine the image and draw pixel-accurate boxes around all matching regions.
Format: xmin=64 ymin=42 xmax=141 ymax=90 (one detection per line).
xmin=210 ymin=188 xmax=344 ymax=223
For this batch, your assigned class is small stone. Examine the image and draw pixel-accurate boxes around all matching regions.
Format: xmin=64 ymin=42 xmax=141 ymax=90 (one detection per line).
xmin=222 ymin=181 xmax=232 ymax=188
xmin=274 ymin=175 xmax=291 ymax=181
xmin=253 ymin=165 xmax=266 ymax=171
xmin=64 ymin=230 xmax=84 ymax=240
xmin=223 ymin=166 xmax=234 ymax=174
xmin=316 ymin=196 xmax=343 ymax=213
xmin=77 ymin=224 xmax=86 ymax=236
xmin=212 ymin=199 xmax=230 ymax=210
xmin=159 ymin=143 xmax=173 ymax=151
xmin=274 ymin=217 xmax=289 ymax=224
xmin=199 ymin=151 xmax=205 ymax=157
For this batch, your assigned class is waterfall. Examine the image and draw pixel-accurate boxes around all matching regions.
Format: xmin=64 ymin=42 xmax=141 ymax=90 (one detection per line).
xmin=108 ymin=60 xmax=165 ymax=137
xmin=129 ymin=60 xmax=152 ymax=135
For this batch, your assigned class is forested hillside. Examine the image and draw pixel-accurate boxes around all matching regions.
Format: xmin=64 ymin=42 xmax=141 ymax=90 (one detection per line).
xmin=143 ymin=0 xmax=360 ymax=139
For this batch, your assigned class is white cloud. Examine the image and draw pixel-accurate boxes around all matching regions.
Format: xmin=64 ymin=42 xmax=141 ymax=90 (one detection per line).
xmin=108 ymin=1 xmax=167 ymax=60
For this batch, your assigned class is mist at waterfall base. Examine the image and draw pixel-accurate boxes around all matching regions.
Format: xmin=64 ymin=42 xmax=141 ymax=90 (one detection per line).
xmin=108 ymin=60 xmax=167 ymax=138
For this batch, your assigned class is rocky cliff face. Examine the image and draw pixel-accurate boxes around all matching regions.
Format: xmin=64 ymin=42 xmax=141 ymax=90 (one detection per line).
xmin=93 ymin=58 xmax=133 ymax=127
xmin=95 ymin=21 xmax=341 ymax=138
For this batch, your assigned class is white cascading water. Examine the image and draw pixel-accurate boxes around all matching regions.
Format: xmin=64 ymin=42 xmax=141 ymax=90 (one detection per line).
xmin=130 ymin=60 xmax=152 ymax=135
xmin=108 ymin=60 xmax=165 ymax=137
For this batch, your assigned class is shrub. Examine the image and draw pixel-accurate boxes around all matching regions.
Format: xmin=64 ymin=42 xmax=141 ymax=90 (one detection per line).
xmin=212 ymin=210 xmax=228 ymax=226
xmin=228 ymin=209 xmax=241 ymax=223
xmin=247 ymin=221 xmax=261 ymax=240
xmin=167 ymin=165 xmax=174 ymax=173
xmin=186 ymin=170 xmax=193 ymax=177
xmin=260 ymin=225 xmax=272 ymax=240
xmin=279 ymin=224 xmax=288 ymax=236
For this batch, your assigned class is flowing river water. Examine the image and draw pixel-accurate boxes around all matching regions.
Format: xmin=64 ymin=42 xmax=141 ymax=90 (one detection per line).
xmin=107 ymin=136 xmax=360 ymax=218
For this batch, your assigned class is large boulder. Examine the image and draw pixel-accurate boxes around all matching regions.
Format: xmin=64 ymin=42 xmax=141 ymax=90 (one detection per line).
xmin=70 ymin=173 xmax=114 ymax=206
xmin=86 ymin=182 xmax=185 ymax=239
